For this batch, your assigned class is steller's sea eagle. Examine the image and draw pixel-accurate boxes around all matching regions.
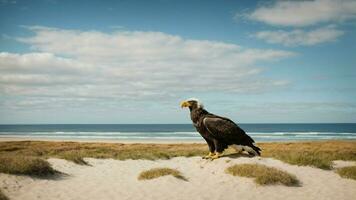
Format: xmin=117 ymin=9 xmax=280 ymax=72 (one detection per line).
xmin=180 ymin=98 xmax=261 ymax=159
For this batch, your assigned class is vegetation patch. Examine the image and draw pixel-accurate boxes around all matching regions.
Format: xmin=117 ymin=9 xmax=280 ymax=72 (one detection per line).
xmin=225 ymin=164 xmax=299 ymax=186
xmin=0 ymin=141 xmax=355 ymax=169
xmin=336 ymin=166 xmax=356 ymax=180
xmin=259 ymin=141 xmax=356 ymax=170
xmin=0 ymin=141 xmax=207 ymax=161
xmin=0 ymin=155 xmax=57 ymax=177
xmin=138 ymin=167 xmax=187 ymax=181
xmin=0 ymin=189 xmax=9 ymax=200
xmin=60 ymin=152 xmax=89 ymax=165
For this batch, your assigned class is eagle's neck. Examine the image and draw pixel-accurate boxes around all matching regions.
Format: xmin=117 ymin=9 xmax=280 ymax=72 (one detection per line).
xmin=190 ymin=108 xmax=208 ymax=125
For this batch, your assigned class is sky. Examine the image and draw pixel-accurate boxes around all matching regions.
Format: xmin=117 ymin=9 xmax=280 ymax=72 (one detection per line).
xmin=0 ymin=0 xmax=355 ymax=124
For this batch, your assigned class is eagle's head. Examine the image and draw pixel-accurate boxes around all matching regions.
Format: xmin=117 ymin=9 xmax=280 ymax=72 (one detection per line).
xmin=180 ymin=98 xmax=204 ymax=110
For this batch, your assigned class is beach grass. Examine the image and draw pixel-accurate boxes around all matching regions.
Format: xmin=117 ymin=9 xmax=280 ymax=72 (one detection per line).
xmin=336 ymin=166 xmax=356 ymax=180
xmin=0 ymin=189 xmax=9 ymax=200
xmin=60 ymin=151 xmax=89 ymax=165
xmin=259 ymin=141 xmax=356 ymax=170
xmin=225 ymin=164 xmax=299 ymax=186
xmin=138 ymin=167 xmax=187 ymax=181
xmin=0 ymin=141 xmax=207 ymax=162
xmin=0 ymin=140 xmax=355 ymax=170
xmin=0 ymin=155 xmax=57 ymax=177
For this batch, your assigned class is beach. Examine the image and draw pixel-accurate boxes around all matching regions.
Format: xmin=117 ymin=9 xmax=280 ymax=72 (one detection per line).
xmin=1 ymin=0 xmax=355 ymax=199
xmin=0 ymin=140 xmax=356 ymax=200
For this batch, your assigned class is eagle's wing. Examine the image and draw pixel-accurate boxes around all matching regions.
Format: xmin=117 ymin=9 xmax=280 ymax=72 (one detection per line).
xmin=203 ymin=116 xmax=255 ymax=144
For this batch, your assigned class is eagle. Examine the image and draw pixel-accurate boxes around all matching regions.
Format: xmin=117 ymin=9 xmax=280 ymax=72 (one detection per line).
xmin=180 ymin=98 xmax=261 ymax=159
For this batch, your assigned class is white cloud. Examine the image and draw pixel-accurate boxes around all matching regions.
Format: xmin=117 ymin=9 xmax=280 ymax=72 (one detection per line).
xmin=245 ymin=0 xmax=356 ymax=27
xmin=241 ymin=0 xmax=355 ymax=46
xmin=0 ymin=26 xmax=295 ymax=109
xmin=253 ymin=26 xmax=344 ymax=46
xmin=0 ymin=52 xmax=92 ymax=74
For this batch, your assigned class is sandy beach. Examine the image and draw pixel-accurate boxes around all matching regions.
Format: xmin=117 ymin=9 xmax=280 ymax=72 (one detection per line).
xmin=1 ymin=157 xmax=356 ymax=200
xmin=0 ymin=140 xmax=356 ymax=200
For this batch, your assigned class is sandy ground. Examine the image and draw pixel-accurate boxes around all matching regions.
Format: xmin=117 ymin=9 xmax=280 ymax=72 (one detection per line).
xmin=1 ymin=156 xmax=356 ymax=200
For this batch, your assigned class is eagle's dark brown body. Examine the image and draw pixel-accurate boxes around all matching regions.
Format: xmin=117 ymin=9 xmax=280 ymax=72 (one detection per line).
xmin=189 ymin=106 xmax=261 ymax=155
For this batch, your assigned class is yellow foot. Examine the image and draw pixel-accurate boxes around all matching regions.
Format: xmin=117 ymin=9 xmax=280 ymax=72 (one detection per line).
xmin=210 ymin=152 xmax=223 ymax=160
xmin=202 ymin=152 xmax=215 ymax=159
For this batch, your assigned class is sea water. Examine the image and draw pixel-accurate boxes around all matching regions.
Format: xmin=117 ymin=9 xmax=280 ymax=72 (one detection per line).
xmin=0 ymin=124 xmax=355 ymax=142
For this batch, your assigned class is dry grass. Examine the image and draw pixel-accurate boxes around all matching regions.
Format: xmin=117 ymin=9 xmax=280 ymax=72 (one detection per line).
xmin=0 ymin=140 xmax=355 ymax=170
xmin=0 ymin=189 xmax=9 ymax=200
xmin=0 ymin=141 xmax=207 ymax=162
xmin=225 ymin=164 xmax=299 ymax=186
xmin=336 ymin=166 xmax=356 ymax=180
xmin=0 ymin=155 xmax=57 ymax=177
xmin=60 ymin=152 xmax=89 ymax=165
xmin=138 ymin=167 xmax=187 ymax=181
xmin=258 ymin=141 xmax=356 ymax=169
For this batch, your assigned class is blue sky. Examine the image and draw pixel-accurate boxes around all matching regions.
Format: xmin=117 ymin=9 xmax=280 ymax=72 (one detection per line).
xmin=0 ymin=0 xmax=355 ymax=124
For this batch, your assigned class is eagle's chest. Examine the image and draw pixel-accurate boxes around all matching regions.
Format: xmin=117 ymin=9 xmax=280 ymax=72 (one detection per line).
xmin=190 ymin=110 xmax=211 ymax=139
xmin=193 ymin=119 xmax=211 ymax=139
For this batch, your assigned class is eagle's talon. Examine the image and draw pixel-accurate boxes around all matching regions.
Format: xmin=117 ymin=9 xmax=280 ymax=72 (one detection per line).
xmin=210 ymin=152 xmax=223 ymax=160
xmin=202 ymin=152 xmax=215 ymax=159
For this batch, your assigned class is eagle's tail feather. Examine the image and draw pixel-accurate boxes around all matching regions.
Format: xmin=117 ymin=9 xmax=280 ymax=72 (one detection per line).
xmin=231 ymin=143 xmax=261 ymax=156
xmin=245 ymin=143 xmax=261 ymax=156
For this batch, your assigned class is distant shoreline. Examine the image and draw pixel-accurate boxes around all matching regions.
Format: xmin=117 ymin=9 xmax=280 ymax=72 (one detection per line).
xmin=1 ymin=124 xmax=355 ymax=142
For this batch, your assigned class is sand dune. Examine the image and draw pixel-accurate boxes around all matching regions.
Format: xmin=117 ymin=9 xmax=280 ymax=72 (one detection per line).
xmin=1 ymin=157 xmax=356 ymax=200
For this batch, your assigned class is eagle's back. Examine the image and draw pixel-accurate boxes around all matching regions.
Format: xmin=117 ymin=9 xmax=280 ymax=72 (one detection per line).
xmin=202 ymin=113 xmax=255 ymax=145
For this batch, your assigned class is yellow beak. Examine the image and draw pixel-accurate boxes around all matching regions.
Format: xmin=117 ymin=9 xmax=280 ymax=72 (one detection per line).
xmin=180 ymin=101 xmax=191 ymax=108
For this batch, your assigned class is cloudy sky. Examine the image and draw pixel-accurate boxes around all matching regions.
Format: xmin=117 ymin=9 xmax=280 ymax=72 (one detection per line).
xmin=0 ymin=0 xmax=355 ymax=124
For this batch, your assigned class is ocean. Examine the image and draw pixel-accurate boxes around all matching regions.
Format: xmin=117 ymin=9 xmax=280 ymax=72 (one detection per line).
xmin=0 ymin=123 xmax=355 ymax=142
